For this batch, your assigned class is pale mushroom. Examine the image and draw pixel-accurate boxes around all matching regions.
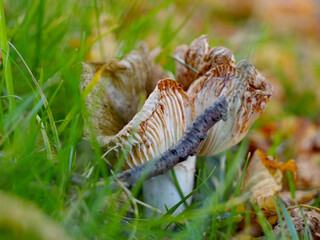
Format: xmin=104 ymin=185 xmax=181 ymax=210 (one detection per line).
xmin=81 ymin=46 xmax=196 ymax=216
xmin=82 ymin=35 xmax=274 ymax=217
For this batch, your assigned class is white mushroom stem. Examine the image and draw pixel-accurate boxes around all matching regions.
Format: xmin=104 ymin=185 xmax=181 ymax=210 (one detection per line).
xmin=142 ymin=156 xmax=196 ymax=217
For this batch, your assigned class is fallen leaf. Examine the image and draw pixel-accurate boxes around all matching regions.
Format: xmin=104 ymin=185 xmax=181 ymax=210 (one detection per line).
xmin=256 ymin=149 xmax=296 ymax=178
xmin=279 ymin=189 xmax=320 ymax=205
xmin=248 ymin=117 xmax=320 ymax=189
xmin=240 ymin=149 xmax=288 ymax=216
xmin=296 ymin=152 xmax=320 ymax=188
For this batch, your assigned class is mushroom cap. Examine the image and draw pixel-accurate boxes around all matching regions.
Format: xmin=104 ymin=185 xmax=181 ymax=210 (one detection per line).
xmin=82 ymin=62 xmax=125 ymax=137
xmin=81 ymin=44 xmax=167 ymax=138
xmin=175 ymin=35 xmax=274 ymax=156
xmin=174 ymin=35 xmax=235 ymax=90
xmin=188 ymin=61 xmax=274 ymax=156
xmin=82 ymin=35 xmax=274 ymax=170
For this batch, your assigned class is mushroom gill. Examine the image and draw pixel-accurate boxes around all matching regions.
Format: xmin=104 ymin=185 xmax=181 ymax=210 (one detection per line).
xmin=100 ymin=79 xmax=191 ymax=169
xmin=188 ymin=61 xmax=274 ymax=156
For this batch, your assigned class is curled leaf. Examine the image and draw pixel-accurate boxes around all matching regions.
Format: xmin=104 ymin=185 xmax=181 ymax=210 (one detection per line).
xmin=256 ymin=149 xmax=297 ymax=178
xmin=240 ymin=149 xmax=296 ymax=215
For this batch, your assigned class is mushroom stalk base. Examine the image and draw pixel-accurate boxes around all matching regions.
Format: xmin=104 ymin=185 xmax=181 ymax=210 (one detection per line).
xmin=142 ymin=156 xmax=196 ymax=217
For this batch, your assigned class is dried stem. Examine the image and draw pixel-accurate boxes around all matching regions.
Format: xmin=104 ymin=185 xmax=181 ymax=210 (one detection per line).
xmin=115 ymin=97 xmax=228 ymax=187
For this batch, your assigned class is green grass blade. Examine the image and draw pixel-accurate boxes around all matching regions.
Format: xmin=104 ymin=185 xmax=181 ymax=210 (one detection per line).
xmin=0 ymin=0 xmax=15 ymax=111
xmin=36 ymin=114 xmax=53 ymax=159
xmin=170 ymin=167 xmax=189 ymax=208
xmin=286 ymin=170 xmax=296 ymax=199
xmin=252 ymin=204 xmax=274 ymax=239
xmin=277 ymin=195 xmax=299 ymax=240
xmin=273 ymin=197 xmax=286 ymax=239
xmin=8 ymin=42 xmax=61 ymax=150
xmin=225 ymin=152 xmax=251 ymax=238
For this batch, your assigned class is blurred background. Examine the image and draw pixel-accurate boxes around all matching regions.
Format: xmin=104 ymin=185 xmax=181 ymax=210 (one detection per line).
xmin=5 ymin=0 xmax=320 ymax=117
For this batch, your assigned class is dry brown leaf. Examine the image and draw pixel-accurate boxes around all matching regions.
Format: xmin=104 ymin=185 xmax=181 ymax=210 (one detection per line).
xmin=256 ymin=150 xmax=296 ymax=178
xmin=279 ymin=189 xmax=320 ymax=205
xmin=240 ymin=149 xmax=283 ymax=215
xmin=248 ymin=117 xmax=320 ymax=189
xmin=238 ymin=149 xmax=320 ymax=237
xmin=240 ymin=149 xmax=296 ymax=216
xmin=296 ymin=152 xmax=320 ymax=188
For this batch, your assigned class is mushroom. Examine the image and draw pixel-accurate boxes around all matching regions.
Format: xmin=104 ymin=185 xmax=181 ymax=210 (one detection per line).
xmin=81 ymin=46 xmax=196 ymax=216
xmin=81 ymin=35 xmax=274 ymax=217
